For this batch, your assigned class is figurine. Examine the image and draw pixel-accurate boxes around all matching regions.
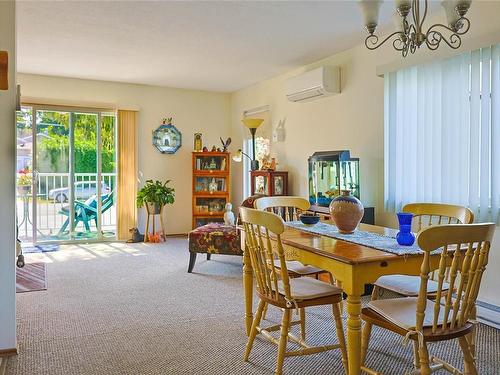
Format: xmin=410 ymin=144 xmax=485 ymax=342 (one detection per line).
xmin=220 ymin=137 xmax=231 ymax=152
xmin=224 ymin=203 xmax=235 ymax=225
xmin=209 ymin=158 xmax=217 ymax=169
xmin=220 ymin=158 xmax=226 ymax=171
xmin=202 ymin=146 xmax=208 ymax=152
xmin=194 ymin=133 xmax=202 ymax=151
xmin=211 ymin=145 xmax=217 ymax=152
xmin=216 ymin=147 xmax=221 ymax=152
xmin=208 ymin=178 xmax=218 ymax=193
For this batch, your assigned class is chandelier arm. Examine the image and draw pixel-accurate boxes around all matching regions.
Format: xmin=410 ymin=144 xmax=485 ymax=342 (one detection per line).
xmin=392 ymin=37 xmax=407 ymax=52
xmin=453 ymin=17 xmax=471 ymax=35
xmin=426 ymin=30 xmax=462 ymax=50
xmin=412 ymin=0 xmax=419 ymax=33
xmin=419 ymin=0 xmax=428 ymax=30
xmin=365 ymin=31 xmax=406 ymax=50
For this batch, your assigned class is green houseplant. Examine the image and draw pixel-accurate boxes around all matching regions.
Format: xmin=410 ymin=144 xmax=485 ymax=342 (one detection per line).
xmin=136 ymin=179 xmax=175 ymax=214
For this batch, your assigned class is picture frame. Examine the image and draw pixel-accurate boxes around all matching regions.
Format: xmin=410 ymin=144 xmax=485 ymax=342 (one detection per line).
xmin=152 ymin=124 xmax=182 ymax=154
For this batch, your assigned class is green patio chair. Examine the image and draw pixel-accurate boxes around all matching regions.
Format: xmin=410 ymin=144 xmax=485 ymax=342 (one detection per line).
xmin=58 ymin=192 xmax=115 ymax=234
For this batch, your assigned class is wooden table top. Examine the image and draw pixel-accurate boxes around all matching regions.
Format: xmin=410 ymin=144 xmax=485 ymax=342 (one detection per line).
xmin=280 ymin=222 xmax=423 ymax=265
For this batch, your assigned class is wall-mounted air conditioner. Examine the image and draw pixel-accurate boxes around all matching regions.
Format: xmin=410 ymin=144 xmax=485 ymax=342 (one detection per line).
xmin=285 ymin=66 xmax=341 ymax=103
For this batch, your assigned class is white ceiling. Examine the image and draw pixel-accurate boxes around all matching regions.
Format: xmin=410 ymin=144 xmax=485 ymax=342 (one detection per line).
xmin=17 ymin=1 xmax=440 ymax=93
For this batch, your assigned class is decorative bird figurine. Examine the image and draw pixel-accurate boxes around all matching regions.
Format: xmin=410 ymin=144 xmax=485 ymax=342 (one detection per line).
xmin=220 ymin=137 xmax=231 ymax=152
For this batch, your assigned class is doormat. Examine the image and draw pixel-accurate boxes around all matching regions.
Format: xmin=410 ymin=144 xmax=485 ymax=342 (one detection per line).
xmin=16 ymin=263 xmax=47 ymax=293
xmin=22 ymin=244 xmax=60 ymax=254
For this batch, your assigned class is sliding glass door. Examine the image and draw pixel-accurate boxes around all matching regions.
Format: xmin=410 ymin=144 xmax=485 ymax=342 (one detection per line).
xmin=16 ymin=105 xmax=117 ymax=243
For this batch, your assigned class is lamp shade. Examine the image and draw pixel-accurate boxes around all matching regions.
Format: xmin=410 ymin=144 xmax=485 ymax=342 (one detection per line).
xmin=441 ymin=0 xmax=460 ymax=27
xmin=232 ymin=149 xmax=243 ymax=162
xmin=241 ymin=118 xmax=264 ymax=129
xmin=359 ymin=0 xmax=383 ymax=26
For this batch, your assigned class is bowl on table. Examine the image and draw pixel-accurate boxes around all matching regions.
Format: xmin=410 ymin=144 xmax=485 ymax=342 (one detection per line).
xmin=299 ymin=214 xmax=320 ymax=225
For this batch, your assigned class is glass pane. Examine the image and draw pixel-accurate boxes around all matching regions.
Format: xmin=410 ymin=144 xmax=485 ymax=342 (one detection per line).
xmin=195 ymin=155 xmax=227 ymax=171
xmin=16 ymin=107 xmax=34 ymax=242
xmin=194 ymin=176 xmax=227 ymax=193
xmin=194 ymin=197 xmax=227 ymax=214
xmin=254 ymin=175 xmax=268 ymax=194
xmin=35 ymin=110 xmax=71 ymax=241
xmin=274 ymin=176 xmax=284 ymax=195
xmin=100 ymin=113 xmax=116 ymax=239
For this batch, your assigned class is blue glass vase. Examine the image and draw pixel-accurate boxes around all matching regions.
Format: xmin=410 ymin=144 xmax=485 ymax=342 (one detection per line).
xmin=396 ymin=212 xmax=415 ymax=246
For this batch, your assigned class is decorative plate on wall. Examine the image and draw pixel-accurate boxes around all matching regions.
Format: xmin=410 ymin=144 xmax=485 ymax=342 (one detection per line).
xmin=153 ymin=123 xmax=182 ymax=154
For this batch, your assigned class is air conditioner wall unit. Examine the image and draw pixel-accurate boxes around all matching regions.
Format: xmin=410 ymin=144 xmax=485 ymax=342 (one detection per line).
xmin=285 ymin=66 xmax=341 ymax=103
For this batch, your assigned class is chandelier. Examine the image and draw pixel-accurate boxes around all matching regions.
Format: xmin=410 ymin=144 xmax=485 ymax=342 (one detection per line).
xmin=360 ymin=0 xmax=472 ymax=57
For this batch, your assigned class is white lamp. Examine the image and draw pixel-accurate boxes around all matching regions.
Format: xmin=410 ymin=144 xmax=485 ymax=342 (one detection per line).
xmin=359 ymin=0 xmax=383 ymax=34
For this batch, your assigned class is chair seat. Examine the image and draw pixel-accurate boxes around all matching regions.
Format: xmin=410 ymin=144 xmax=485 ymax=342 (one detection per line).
xmin=367 ymin=297 xmax=445 ymax=331
xmin=273 ymin=260 xmax=325 ymax=276
xmin=374 ymin=274 xmax=449 ymax=296
xmin=277 ymin=277 xmax=342 ymax=300
xmin=362 ymin=297 xmax=473 ymax=342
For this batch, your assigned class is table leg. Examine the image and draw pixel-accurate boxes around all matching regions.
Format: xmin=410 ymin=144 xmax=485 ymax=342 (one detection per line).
xmin=346 ymin=292 xmax=363 ymax=375
xmin=243 ymin=244 xmax=253 ymax=336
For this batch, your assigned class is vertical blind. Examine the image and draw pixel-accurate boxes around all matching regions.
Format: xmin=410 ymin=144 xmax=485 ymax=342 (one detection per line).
xmin=385 ymin=44 xmax=500 ymax=222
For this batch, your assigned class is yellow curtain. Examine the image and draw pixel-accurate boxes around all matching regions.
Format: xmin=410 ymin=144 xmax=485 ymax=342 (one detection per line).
xmin=117 ymin=110 xmax=138 ymax=240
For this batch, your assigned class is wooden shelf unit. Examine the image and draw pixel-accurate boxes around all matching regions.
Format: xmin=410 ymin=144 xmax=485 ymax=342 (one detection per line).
xmin=192 ymin=151 xmax=230 ymax=228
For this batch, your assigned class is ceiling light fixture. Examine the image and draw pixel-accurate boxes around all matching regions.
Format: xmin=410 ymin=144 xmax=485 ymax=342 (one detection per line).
xmin=360 ymin=0 xmax=471 ymax=57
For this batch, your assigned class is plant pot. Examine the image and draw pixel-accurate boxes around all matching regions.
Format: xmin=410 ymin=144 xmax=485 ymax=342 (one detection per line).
xmin=329 ymin=190 xmax=364 ymax=234
xmin=17 ymin=185 xmax=31 ymax=196
xmin=145 ymin=202 xmax=162 ymax=215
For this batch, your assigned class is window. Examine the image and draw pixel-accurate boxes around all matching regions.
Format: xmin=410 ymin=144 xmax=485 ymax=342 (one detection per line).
xmin=385 ymin=45 xmax=500 ymax=222
xmin=243 ymin=137 xmax=271 ymax=197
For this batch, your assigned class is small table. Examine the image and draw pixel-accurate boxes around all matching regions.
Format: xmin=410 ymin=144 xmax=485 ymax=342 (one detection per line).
xmin=241 ymin=222 xmax=445 ymax=375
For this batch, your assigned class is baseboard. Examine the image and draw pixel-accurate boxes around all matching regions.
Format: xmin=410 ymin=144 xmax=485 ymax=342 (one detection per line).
xmin=476 ymin=299 xmax=500 ymax=329
xmin=0 ymin=348 xmax=17 ymax=358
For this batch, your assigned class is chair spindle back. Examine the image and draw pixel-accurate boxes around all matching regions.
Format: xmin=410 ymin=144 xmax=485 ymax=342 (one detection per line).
xmin=254 ymin=196 xmax=310 ymax=222
xmin=403 ymin=203 xmax=474 ymax=232
xmin=416 ymin=223 xmax=495 ymax=334
xmin=240 ymin=207 xmax=292 ymax=304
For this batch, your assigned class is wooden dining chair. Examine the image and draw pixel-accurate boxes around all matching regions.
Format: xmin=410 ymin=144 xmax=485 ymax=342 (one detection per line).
xmin=254 ymin=196 xmax=337 ymax=334
xmin=361 ymin=223 xmax=495 ymax=375
xmin=372 ymin=203 xmax=474 ymax=300
xmin=240 ymin=207 xmax=348 ymax=375
xmin=254 ymin=196 xmax=332 ymax=280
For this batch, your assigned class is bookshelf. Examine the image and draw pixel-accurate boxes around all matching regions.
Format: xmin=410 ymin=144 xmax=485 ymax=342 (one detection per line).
xmin=192 ymin=152 xmax=230 ymax=228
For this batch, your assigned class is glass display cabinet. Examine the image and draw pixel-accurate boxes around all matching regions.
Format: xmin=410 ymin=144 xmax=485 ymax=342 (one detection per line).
xmin=308 ymin=150 xmax=360 ymax=207
xmin=192 ymin=152 xmax=230 ymax=228
xmin=250 ymin=171 xmax=288 ymax=196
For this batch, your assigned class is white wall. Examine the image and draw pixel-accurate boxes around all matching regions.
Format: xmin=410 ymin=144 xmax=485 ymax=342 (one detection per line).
xmin=0 ymin=0 xmax=17 ymax=353
xmin=18 ymin=74 xmax=231 ymax=235
xmin=230 ymin=2 xmax=500 ymax=307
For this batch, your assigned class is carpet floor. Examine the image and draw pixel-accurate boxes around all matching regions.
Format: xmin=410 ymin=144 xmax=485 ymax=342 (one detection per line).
xmin=6 ymin=239 xmax=500 ymax=375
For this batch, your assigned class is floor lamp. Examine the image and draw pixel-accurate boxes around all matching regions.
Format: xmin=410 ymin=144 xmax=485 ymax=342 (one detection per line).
xmin=241 ymin=118 xmax=264 ymax=171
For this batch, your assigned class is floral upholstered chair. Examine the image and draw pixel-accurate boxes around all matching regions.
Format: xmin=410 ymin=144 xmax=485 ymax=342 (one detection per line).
xmin=187 ymin=194 xmax=266 ymax=273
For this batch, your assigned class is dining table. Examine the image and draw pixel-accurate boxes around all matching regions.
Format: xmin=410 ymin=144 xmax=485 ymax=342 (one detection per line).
xmin=241 ymin=221 xmax=445 ymax=375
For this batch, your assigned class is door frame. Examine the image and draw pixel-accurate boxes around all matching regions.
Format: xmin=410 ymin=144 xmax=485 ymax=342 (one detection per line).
xmin=24 ymin=103 xmax=117 ymax=244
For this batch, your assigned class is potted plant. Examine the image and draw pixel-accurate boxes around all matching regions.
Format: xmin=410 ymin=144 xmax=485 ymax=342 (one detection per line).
xmin=136 ymin=179 xmax=175 ymax=214
xmin=17 ymin=167 xmax=32 ymax=196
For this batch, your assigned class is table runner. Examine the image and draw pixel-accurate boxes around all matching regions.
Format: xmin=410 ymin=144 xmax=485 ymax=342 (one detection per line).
xmin=285 ymin=221 xmax=424 ymax=256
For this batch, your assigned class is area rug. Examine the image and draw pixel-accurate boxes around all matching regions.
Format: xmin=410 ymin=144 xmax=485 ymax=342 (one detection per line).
xmin=21 ymin=244 xmax=59 ymax=254
xmin=16 ymin=263 xmax=47 ymax=293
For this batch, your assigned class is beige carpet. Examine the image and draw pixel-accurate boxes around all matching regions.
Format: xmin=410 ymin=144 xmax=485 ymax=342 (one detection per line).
xmin=6 ymin=239 xmax=500 ymax=375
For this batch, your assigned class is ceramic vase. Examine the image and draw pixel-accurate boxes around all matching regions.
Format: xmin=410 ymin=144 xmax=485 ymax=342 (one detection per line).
xmin=396 ymin=212 xmax=415 ymax=246
xmin=329 ymin=190 xmax=364 ymax=234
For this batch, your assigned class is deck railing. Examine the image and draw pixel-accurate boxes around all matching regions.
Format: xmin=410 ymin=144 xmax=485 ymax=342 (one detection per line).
xmin=16 ymin=172 xmax=117 ymax=241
